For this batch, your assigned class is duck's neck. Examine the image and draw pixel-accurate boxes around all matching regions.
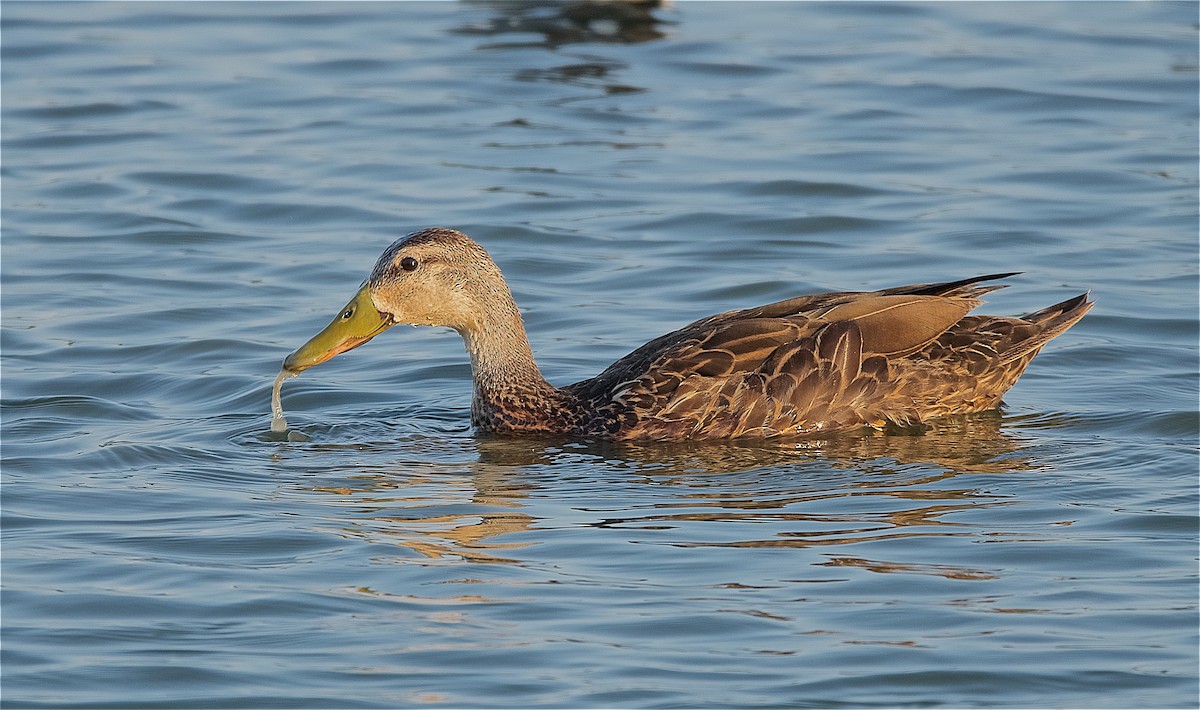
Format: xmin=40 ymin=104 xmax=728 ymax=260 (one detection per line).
xmin=456 ymin=292 xmax=566 ymax=432
xmin=461 ymin=317 xmax=549 ymax=393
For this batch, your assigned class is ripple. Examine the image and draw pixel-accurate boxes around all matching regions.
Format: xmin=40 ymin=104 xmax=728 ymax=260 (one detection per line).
xmin=1010 ymin=409 xmax=1200 ymax=439
xmin=9 ymin=100 xmax=175 ymax=120
xmin=903 ymin=82 xmax=1162 ymax=113
xmin=226 ymin=201 xmax=395 ymax=225
xmin=293 ymin=58 xmax=399 ymax=75
xmin=2 ymin=395 xmax=155 ymax=422
xmin=665 ymin=60 xmax=786 ymax=78
xmin=35 ymin=181 xmax=131 ymax=199
xmin=1 ymin=41 xmax=91 ymax=60
xmin=126 ymin=171 xmax=288 ymax=193
xmin=726 ymin=179 xmax=894 ymax=199
xmin=4 ymin=130 xmax=164 ymax=149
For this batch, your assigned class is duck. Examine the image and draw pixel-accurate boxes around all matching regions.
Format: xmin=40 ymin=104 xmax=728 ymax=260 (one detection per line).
xmin=282 ymin=228 xmax=1091 ymax=440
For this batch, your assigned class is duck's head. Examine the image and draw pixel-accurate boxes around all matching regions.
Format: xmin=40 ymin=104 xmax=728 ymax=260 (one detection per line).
xmin=283 ymin=228 xmax=510 ymax=373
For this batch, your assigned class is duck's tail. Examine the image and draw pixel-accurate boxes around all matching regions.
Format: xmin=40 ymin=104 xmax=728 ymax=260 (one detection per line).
xmin=1001 ymin=292 xmax=1093 ymax=363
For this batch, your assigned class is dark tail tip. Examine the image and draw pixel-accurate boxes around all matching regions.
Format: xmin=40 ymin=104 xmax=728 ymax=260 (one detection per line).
xmin=907 ymin=272 xmax=1021 ymax=296
xmin=1024 ymin=291 xmax=1094 ymax=323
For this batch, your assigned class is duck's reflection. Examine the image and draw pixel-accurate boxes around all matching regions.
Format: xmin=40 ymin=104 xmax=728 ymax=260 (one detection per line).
xmin=310 ymin=412 xmax=1040 ymax=572
xmin=477 ymin=409 xmax=1032 ymax=477
xmin=309 ymin=455 xmax=540 ymax=564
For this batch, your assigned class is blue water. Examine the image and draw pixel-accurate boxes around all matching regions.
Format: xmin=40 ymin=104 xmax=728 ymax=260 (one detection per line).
xmin=3 ymin=2 xmax=1197 ymax=707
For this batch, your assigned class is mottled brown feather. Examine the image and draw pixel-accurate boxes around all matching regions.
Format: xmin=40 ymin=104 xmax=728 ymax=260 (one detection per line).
xmin=560 ymin=276 xmax=1091 ymax=440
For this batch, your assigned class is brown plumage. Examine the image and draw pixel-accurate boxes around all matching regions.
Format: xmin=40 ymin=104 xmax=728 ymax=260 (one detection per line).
xmin=282 ymin=228 xmax=1092 ymax=441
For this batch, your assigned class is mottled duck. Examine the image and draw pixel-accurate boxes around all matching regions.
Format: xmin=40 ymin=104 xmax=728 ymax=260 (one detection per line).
xmin=281 ymin=228 xmax=1091 ymax=440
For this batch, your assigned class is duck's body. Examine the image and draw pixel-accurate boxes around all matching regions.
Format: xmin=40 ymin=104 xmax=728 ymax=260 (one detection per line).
xmin=283 ymin=228 xmax=1091 ymax=441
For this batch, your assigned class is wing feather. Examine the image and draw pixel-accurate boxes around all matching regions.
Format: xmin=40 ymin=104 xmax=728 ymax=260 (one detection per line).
xmin=560 ymin=274 xmax=1089 ymax=440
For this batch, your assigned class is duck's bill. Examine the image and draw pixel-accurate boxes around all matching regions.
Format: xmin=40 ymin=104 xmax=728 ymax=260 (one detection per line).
xmin=283 ymin=284 xmax=393 ymax=373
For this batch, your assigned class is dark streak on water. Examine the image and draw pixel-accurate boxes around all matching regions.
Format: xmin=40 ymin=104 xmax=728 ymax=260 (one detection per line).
xmin=2 ymin=2 xmax=1197 ymax=708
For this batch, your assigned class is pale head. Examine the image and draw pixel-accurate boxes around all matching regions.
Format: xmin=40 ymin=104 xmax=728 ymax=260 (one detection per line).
xmin=366 ymin=228 xmax=512 ymax=333
xmin=282 ymin=228 xmax=523 ymax=373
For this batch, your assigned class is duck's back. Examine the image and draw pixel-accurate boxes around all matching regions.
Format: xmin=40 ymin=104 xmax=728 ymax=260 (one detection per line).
xmin=565 ymin=274 xmax=1091 ymax=440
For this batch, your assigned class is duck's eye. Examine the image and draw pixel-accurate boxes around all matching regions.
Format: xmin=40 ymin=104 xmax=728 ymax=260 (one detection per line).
xmin=399 ymin=256 xmax=419 ymax=272
xmin=340 ymin=306 xmax=355 ymax=320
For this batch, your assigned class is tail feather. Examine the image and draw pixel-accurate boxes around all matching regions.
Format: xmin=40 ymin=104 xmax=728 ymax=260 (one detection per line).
xmin=891 ymin=272 xmax=1021 ymax=298
xmin=1001 ymin=292 xmax=1093 ymax=363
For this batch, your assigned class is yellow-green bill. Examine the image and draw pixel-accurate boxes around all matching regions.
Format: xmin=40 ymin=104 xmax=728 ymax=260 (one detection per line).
xmin=283 ymin=284 xmax=393 ymax=373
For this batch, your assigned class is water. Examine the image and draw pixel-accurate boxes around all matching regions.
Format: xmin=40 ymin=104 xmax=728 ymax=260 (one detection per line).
xmin=2 ymin=2 xmax=1196 ymax=707
xmin=270 ymin=370 xmax=296 ymax=436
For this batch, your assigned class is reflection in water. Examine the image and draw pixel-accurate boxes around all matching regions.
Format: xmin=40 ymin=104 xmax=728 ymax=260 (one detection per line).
xmin=310 ymin=456 xmax=541 ymax=564
xmin=514 ymin=60 xmax=645 ymax=96
xmin=456 ymin=0 xmax=671 ymax=99
xmin=818 ymin=556 xmax=998 ymax=581
xmin=577 ymin=413 xmax=1038 ymax=579
xmin=477 ymin=409 xmax=1031 ymax=476
xmin=457 ymin=0 xmax=670 ymax=48
xmin=307 ymin=413 xmax=1042 ymax=575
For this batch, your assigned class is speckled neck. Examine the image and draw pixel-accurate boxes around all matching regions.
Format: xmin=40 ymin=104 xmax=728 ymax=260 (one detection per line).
xmin=460 ymin=313 xmax=549 ymax=394
xmin=456 ymin=289 xmax=568 ymax=432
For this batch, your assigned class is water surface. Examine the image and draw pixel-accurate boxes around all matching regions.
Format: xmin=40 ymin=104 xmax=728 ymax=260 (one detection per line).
xmin=3 ymin=2 xmax=1197 ymax=708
